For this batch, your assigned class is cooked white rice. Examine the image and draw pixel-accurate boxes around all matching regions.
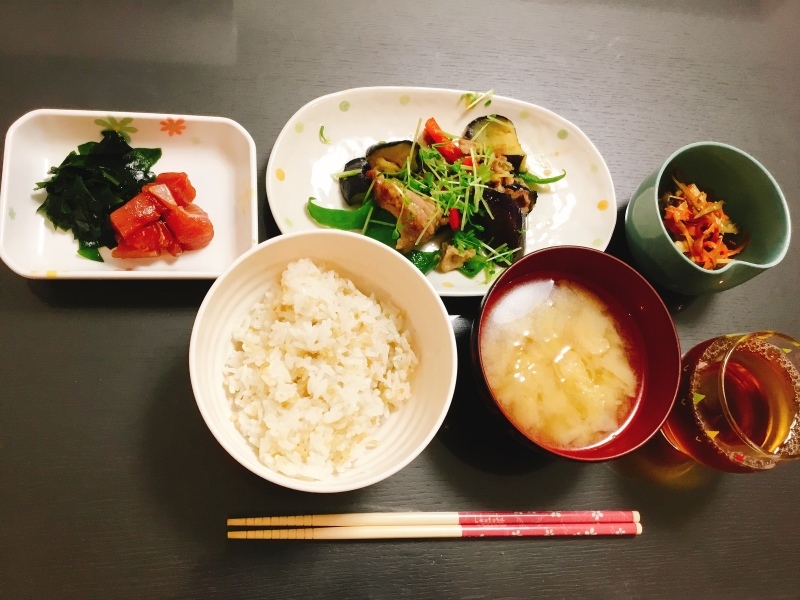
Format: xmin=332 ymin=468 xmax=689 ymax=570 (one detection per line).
xmin=223 ymin=258 xmax=418 ymax=480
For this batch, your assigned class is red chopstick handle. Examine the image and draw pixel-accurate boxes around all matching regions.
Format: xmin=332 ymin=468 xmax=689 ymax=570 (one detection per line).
xmin=458 ymin=511 xmax=638 ymax=525
xmin=461 ymin=523 xmax=641 ymax=537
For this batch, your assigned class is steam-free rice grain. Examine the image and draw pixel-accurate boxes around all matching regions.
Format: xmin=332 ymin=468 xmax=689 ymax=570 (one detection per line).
xmin=223 ymin=258 xmax=417 ymax=480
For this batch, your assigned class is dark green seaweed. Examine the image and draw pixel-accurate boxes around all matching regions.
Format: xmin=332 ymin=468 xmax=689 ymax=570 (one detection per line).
xmin=35 ymin=130 xmax=162 ymax=260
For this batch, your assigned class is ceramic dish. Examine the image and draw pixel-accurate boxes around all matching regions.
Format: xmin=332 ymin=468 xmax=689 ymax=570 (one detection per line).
xmin=190 ymin=230 xmax=457 ymax=493
xmin=472 ymin=246 xmax=681 ymax=461
xmin=265 ymin=86 xmax=617 ymax=297
xmin=0 ymin=109 xmax=257 ymax=279
xmin=626 ymin=141 xmax=790 ymax=295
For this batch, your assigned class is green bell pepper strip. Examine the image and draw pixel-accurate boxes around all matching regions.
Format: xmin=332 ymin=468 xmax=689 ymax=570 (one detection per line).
xmin=458 ymin=254 xmax=488 ymax=278
xmin=407 ymin=250 xmax=441 ymax=275
xmin=517 ymin=170 xmax=566 ymax=185
xmin=306 ymin=197 xmax=374 ymax=230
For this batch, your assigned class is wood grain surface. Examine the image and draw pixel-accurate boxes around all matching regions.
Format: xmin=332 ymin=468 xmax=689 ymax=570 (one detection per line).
xmin=1 ymin=1 xmax=798 ymax=598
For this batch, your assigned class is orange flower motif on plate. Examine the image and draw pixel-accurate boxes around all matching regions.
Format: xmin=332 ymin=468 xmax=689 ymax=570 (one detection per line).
xmin=160 ymin=118 xmax=186 ymax=136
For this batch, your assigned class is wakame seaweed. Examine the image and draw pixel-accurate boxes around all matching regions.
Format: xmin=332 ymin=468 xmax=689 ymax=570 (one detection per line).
xmin=35 ymin=130 xmax=162 ymax=260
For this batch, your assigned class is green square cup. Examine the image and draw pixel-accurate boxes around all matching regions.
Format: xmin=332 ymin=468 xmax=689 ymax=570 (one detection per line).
xmin=625 ymin=142 xmax=790 ymax=295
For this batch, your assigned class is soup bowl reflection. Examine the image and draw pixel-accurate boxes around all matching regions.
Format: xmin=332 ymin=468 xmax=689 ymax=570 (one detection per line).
xmin=471 ymin=246 xmax=681 ymax=461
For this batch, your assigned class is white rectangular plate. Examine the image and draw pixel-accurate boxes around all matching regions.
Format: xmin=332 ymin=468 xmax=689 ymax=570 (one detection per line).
xmin=0 ymin=109 xmax=258 ymax=279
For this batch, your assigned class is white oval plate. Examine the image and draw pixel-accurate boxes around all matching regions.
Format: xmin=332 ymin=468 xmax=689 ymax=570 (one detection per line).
xmin=265 ymin=86 xmax=617 ymax=297
xmin=0 ymin=109 xmax=258 ymax=279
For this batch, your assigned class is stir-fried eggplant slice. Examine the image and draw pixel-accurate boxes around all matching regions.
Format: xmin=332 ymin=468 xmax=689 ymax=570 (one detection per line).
xmin=339 ymin=157 xmax=370 ymax=205
xmin=340 ymin=142 xmax=420 ymax=205
xmin=463 ymin=115 xmax=527 ymax=172
xmin=476 ymin=188 xmax=526 ymax=260
xmin=366 ymin=140 xmax=420 ymax=174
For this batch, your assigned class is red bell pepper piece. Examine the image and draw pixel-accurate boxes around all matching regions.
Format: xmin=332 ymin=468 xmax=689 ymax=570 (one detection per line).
xmin=425 ymin=117 xmax=464 ymax=163
xmin=449 ymin=208 xmax=461 ymax=230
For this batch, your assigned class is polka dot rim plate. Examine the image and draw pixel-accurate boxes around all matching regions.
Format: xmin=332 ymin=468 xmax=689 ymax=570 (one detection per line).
xmin=265 ymin=86 xmax=617 ymax=297
xmin=0 ymin=109 xmax=258 ymax=279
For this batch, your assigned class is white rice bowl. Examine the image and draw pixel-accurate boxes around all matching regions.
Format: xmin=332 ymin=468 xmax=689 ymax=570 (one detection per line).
xmin=190 ymin=230 xmax=457 ymax=493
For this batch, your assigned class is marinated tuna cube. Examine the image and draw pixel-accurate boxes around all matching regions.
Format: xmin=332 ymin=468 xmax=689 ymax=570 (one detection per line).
xmin=163 ymin=204 xmax=214 ymax=250
xmin=155 ymin=172 xmax=196 ymax=206
xmin=109 ymin=192 xmax=165 ymax=241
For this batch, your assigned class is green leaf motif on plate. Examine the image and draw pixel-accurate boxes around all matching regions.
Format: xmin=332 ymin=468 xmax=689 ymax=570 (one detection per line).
xmin=94 ymin=116 xmax=137 ymax=143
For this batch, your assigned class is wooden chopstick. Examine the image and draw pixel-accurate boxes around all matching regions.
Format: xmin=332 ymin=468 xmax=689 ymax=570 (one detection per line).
xmin=227 ymin=510 xmax=640 ymax=528
xmin=228 ymin=522 xmax=642 ymax=540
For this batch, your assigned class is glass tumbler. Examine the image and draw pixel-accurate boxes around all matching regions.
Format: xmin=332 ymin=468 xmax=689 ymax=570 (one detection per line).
xmin=661 ymin=331 xmax=800 ymax=473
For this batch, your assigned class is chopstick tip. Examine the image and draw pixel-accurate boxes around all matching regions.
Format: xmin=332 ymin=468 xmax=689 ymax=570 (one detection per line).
xmin=228 ymin=530 xmax=247 ymax=539
xmin=227 ymin=518 xmax=247 ymax=526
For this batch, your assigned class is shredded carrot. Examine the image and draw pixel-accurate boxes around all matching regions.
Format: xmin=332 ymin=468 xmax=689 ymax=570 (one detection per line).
xmin=660 ymin=177 xmax=746 ymax=270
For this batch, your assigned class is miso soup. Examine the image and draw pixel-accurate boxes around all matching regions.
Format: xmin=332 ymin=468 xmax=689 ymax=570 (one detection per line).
xmin=480 ymin=277 xmax=642 ymax=449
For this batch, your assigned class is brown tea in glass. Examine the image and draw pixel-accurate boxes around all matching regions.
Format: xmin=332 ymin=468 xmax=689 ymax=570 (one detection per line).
xmin=661 ymin=332 xmax=800 ymax=473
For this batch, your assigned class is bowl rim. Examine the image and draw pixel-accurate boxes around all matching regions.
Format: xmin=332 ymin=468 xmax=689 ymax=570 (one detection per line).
xmin=189 ymin=229 xmax=458 ymax=492
xmin=631 ymin=140 xmax=791 ymax=274
xmin=475 ymin=245 xmax=681 ymax=462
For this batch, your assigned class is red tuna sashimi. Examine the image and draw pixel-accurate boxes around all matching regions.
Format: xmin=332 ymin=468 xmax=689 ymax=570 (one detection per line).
xmin=155 ymin=172 xmax=196 ymax=206
xmin=142 ymin=182 xmax=179 ymax=209
xmin=111 ymin=221 xmax=182 ymax=259
xmin=110 ymin=192 xmax=164 ymax=241
xmin=162 ymin=204 xmax=214 ymax=250
xmin=144 ymin=220 xmax=183 ymax=257
xmin=112 ymin=240 xmax=159 ymax=259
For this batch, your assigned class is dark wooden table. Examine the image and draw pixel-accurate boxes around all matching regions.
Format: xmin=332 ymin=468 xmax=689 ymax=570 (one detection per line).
xmin=2 ymin=2 xmax=798 ymax=598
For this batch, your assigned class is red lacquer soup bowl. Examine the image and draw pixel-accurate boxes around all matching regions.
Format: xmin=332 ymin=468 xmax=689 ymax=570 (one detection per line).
xmin=471 ymin=246 xmax=681 ymax=461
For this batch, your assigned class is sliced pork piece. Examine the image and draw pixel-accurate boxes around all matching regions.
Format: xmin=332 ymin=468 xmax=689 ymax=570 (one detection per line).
xmin=370 ymin=174 xmax=446 ymax=253
xmin=438 ymin=243 xmax=476 ymax=273
xmin=504 ymin=182 xmax=537 ymax=214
